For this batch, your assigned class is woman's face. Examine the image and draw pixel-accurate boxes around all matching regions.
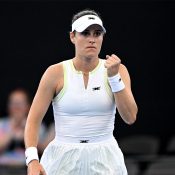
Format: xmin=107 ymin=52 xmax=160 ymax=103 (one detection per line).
xmin=70 ymin=24 xmax=104 ymax=59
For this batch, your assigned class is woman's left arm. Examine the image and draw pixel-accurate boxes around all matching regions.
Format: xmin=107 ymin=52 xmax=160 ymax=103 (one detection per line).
xmin=114 ymin=64 xmax=138 ymax=124
xmin=105 ymin=54 xmax=138 ymax=125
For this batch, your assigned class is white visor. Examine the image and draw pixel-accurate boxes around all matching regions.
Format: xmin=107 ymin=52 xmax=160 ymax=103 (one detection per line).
xmin=72 ymin=15 xmax=106 ymax=33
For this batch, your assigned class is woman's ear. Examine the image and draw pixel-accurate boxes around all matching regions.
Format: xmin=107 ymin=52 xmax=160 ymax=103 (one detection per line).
xmin=70 ymin=32 xmax=75 ymax=44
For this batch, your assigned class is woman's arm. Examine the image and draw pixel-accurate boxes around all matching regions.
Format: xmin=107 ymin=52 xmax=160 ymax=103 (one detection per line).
xmin=114 ymin=64 xmax=138 ymax=124
xmin=105 ymin=54 xmax=138 ymax=125
xmin=24 ymin=63 xmax=63 ymax=174
xmin=25 ymin=66 xmax=57 ymax=148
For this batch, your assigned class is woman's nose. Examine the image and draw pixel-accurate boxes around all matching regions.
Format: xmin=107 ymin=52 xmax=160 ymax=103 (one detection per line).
xmin=89 ymin=35 xmax=95 ymax=44
xmin=89 ymin=40 xmax=95 ymax=44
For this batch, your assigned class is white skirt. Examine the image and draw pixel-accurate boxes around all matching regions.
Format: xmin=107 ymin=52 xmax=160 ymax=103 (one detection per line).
xmin=40 ymin=136 xmax=128 ymax=175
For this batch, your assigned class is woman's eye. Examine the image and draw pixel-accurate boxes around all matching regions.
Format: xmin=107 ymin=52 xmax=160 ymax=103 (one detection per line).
xmin=80 ymin=30 xmax=103 ymax=37
xmin=81 ymin=31 xmax=90 ymax=36
xmin=94 ymin=31 xmax=103 ymax=37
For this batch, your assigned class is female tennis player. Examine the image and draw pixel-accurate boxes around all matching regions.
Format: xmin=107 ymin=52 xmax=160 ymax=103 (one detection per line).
xmin=24 ymin=9 xmax=138 ymax=175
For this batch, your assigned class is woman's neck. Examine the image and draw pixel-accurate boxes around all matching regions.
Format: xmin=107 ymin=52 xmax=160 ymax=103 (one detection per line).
xmin=72 ymin=56 xmax=99 ymax=73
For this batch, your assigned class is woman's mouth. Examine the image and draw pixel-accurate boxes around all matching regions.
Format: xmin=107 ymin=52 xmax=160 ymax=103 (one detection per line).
xmin=86 ymin=46 xmax=96 ymax=49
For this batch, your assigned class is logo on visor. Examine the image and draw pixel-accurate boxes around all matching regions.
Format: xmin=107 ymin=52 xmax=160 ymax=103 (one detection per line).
xmin=88 ymin=17 xmax=95 ymax=20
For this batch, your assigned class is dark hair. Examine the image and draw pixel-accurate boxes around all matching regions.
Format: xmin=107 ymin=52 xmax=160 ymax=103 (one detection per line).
xmin=72 ymin=9 xmax=102 ymax=24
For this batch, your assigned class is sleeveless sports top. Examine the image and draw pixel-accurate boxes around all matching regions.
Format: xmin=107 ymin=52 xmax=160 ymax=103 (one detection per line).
xmin=52 ymin=59 xmax=116 ymax=140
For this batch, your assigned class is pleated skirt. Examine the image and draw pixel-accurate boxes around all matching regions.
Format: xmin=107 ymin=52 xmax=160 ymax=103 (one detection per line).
xmin=40 ymin=136 xmax=128 ymax=175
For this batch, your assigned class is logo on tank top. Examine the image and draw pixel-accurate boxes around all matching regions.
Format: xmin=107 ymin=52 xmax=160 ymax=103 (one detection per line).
xmin=92 ymin=86 xmax=101 ymax=91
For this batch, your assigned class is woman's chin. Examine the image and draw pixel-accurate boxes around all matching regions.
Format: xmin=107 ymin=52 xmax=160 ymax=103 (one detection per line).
xmin=84 ymin=53 xmax=98 ymax=59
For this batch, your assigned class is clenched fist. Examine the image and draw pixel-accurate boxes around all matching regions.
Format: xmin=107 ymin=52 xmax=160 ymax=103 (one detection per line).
xmin=104 ymin=54 xmax=121 ymax=77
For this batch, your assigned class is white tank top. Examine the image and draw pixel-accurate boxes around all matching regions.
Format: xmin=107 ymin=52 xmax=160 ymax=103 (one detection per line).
xmin=52 ymin=59 xmax=116 ymax=141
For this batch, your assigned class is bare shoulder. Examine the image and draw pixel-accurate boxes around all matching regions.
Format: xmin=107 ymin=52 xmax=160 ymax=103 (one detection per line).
xmin=33 ymin=62 xmax=64 ymax=97
xmin=44 ymin=62 xmax=64 ymax=79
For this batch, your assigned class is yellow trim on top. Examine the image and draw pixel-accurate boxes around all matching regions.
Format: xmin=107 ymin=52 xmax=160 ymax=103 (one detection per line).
xmin=70 ymin=59 xmax=82 ymax=74
xmin=104 ymin=67 xmax=113 ymax=99
xmin=52 ymin=61 xmax=68 ymax=102
xmin=70 ymin=59 xmax=102 ymax=74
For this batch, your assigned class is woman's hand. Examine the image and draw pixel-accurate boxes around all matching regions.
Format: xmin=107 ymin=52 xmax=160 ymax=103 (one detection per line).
xmin=28 ymin=160 xmax=46 ymax=175
xmin=105 ymin=54 xmax=121 ymax=77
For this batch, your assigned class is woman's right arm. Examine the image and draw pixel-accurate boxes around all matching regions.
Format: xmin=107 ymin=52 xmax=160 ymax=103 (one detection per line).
xmin=24 ymin=64 xmax=63 ymax=175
